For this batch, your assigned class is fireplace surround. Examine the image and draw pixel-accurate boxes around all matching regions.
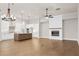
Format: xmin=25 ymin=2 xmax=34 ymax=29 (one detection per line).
xmin=49 ymin=28 xmax=63 ymax=40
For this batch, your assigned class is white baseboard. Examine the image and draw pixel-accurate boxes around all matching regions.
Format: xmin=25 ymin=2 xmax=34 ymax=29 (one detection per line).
xmin=77 ymin=41 xmax=79 ymax=46
xmin=0 ymin=39 xmax=14 ymax=41
xmin=39 ymin=37 xmax=48 ymax=38
xmin=0 ymin=40 xmax=2 ymax=41
xmin=63 ymin=38 xmax=77 ymax=41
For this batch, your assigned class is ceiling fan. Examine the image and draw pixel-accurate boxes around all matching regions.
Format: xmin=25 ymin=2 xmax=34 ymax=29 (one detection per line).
xmin=44 ymin=7 xmax=61 ymax=19
xmin=44 ymin=8 xmax=53 ymax=18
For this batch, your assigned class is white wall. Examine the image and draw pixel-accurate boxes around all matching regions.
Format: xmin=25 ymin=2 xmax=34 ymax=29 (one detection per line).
xmin=62 ymin=12 xmax=78 ymax=41
xmin=39 ymin=17 xmax=49 ymax=38
xmin=15 ymin=21 xmax=26 ymax=33
xmin=78 ymin=5 xmax=79 ymax=44
xmin=26 ymin=16 xmax=40 ymax=38
xmin=29 ymin=17 xmax=40 ymax=38
xmin=25 ymin=23 xmax=40 ymax=38
xmin=63 ymin=18 xmax=78 ymax=41
xmin=32 ymin=24 xmax=39 ymax=38
xmin=0 ymin=13 xmax=1 ymax=41
xmin=62 ymin=12 xmax=77 ymax=20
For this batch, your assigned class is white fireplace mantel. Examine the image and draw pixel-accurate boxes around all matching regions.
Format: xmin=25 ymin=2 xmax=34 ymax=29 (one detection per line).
xmin=49 ymin=15 xmax=63 ymax=40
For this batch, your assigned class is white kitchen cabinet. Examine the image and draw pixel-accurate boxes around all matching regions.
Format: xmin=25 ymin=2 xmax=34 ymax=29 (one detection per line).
xmin=1 ymin=33 xmax=14 ymax=40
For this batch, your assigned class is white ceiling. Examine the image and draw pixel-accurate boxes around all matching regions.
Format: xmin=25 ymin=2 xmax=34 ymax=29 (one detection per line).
xmin=0 ymin=3 xmax=78 ymax=21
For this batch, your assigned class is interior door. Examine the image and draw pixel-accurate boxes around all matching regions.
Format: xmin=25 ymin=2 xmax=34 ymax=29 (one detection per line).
xmin=39 ymin=21 xmax=49 ymax=38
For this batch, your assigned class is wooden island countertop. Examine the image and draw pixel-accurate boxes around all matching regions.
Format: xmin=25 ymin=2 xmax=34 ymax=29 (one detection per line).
xmin=14 ymin=33 xmax=32 ymax=41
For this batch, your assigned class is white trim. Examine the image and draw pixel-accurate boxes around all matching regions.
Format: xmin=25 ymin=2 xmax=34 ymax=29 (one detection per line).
xmin=77 ymin=41 xmax=79 ymax=46
xmin=49 ymin=39 xmax=63 ymax=40
xmin=39 ymin=36 xmax=48 ymax=38
xmin=0 ymin=39 xmax=2 ymax=41
xmin=49 ymin=28 xmax=63 ymax=40
xmin=0 ymin=39 xmax=14 ymax=41
xmin=63 ymin=38 xmax=77 ymax=41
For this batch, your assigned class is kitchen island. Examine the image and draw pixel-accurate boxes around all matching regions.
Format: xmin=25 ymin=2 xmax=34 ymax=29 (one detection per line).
xmin=14 ymin=33 xmax=32 ymax=41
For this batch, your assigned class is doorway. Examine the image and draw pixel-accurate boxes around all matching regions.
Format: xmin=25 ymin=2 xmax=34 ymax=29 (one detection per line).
xmin=39 ymin=21 xmax=49 ymax=38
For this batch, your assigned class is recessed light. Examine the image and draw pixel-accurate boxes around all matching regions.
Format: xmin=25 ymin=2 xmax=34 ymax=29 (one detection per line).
xmin=0 ymin=9 xmax=1 ymax=11
xmin=12 ymin=3 xmax=14 ymax=5
xmin=56 ymin=8 xmax=61 ymax=10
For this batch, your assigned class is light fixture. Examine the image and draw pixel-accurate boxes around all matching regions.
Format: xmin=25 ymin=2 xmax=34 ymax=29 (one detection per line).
xmin=56 ymin=8 xmax=61 ymax=10
xmin=1 ymin=3 xmax=16 ymax=21
xmin=44 ymin=8 xmax=53 ymax=18
xmin=0 ymin=9 xmax=1 ymax=12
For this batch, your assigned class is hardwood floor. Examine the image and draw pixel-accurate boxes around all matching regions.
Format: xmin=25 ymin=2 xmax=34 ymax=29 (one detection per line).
xmin=0 ymin=38 xmax=79 ymax=56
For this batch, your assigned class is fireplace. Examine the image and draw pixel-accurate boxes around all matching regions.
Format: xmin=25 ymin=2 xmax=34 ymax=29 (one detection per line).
xmin=51 ymin=31 xmax=59 ymax=36
xmin=49 ymin=28 xmax=62 ymax=40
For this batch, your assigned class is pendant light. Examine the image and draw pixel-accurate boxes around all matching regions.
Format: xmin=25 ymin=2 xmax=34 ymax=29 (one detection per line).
xmin=1 ymin=3 xmax=16 ymax=21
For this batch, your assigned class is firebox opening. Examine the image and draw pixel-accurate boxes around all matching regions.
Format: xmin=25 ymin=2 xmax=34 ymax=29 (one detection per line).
xmin=51 ymin=31 xmax=59 ymax=36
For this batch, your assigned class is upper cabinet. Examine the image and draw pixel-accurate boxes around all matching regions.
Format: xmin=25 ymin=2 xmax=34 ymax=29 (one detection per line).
xmin=49 ymin=15 xmax=62 ymax=28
